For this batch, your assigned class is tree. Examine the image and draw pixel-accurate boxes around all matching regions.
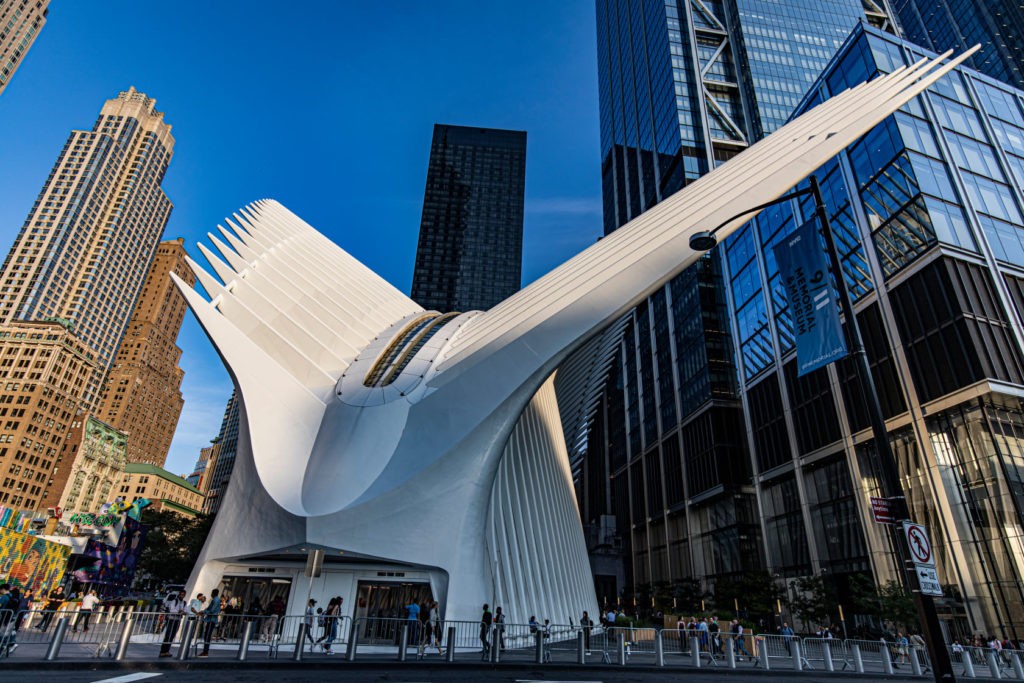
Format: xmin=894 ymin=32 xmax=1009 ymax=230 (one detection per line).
xmin=712 ymin=571 xmax=784 ymax=622
xmin=136 ymin=509 xmax=214 ymax=586
xmin=788 ymin=575 xmax=834 ymax=631
xmin=849 ymin=573 xmax=918 ymax=631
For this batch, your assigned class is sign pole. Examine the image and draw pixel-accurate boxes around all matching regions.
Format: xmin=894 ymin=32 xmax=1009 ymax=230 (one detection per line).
xmin=811 ymin=175 xmax=954 ymax=682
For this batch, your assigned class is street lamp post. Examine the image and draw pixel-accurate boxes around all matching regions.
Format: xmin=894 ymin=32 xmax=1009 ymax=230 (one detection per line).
xmin=690 ymin=175 xmax=955 ymax=682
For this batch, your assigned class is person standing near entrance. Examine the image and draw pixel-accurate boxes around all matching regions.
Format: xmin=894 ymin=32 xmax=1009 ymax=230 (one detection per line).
xmin=479 ymin=603 xmax=492 ymax=655
xmin=405 ymin=599 xmax=420 ymax=648
xmin=494 ymin=606 xmax=506 ymax=651
xmin=303 ymin=599 xmax=318 ymax=652
xmin=427 ymin=601 xmax=442 ymax=653
xmin=320 ymin=597 xmax=340 ymax=654
xmin=159 ymin=590 xmax=188 ymax=657
xmin=197 ymin=589 xmax=221 ymax=657
xmin=580 ymin=611 xmax=593 ymax=654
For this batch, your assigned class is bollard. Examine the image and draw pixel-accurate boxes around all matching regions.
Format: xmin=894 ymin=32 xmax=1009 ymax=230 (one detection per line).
xmin=578 ymin=629 xmax=586 ymax=664
xmin=822 ymin=640 xmax=834 ymax=672
xmin=617 ymin=632 xmax=626 ymax=666
xmin=490 ymin=625 xmax=500 ymax=663
xmin=293 ymin=623 xmax=306 ymax=661
xmin=346 ymin=622 xmax=359 ymax=661
xmin=654 ymin=630 xmax=664 ymax=667
xmin=758 ymin=637 xmax=770 ymax=670
xmin=691 ymin=636 xmax=701 ymax=668
xmin=851 ymin=642 xmax=864 ymax=673
xmin=44 ymin=617 xmax=70 ymax=660
xmin=398 ymin=623 xmax=408 ymax=662
xmin=535 ymin=630 xmax=544 ymax=663
xmin=911 ymin=648 xmax=923 ymax=676
xmin=880 ymin=642 xmax=894 ymax=675
xmin=986 ymin=650 xmax=1002 ymax=679
xmin=445 ymin=626 xmax=456 ymax=662
xmin=792 ymin=639 xmax=802 ymax=671
xmin=1011 ymin=652 xmax=1024 ymax=680
xmin=114 ymin=617 xmax=135 ymax=660
xmin=962 ymin=649 xmax=977 ymax=678
xmin=177 ymin=619 xmax=196 ymax=661
xmin=725 ymin=635 xmax=736 ymax=669
xmin=237 ymin=620 xmax=254 ymax=661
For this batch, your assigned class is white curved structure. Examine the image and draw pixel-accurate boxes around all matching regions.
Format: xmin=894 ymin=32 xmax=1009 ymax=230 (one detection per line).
xmin=179 ymin=51 xmax=972 ymax=623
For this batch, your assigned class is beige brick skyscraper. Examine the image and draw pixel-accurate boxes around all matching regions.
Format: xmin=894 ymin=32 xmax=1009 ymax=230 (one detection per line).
xmin=96 ymin=238 xmax=195 ymax=466
xmin=0 ymin=0 xmax=49 ymax=97
xmin=0 ymin=87 xmax=175 ymax=404
xmin=0 ymin=320 xmax=97 ymax=511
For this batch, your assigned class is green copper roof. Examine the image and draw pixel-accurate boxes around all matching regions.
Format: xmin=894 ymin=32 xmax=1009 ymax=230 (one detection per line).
xmin=124 ymin=462 xmax=202 ymax=495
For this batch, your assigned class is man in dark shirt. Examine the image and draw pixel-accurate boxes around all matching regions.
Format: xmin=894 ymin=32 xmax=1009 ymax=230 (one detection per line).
xmin=36 ymin=585 xmax=65 ymax=630
xmin=479 ymin=603 xmax=492 ymax=655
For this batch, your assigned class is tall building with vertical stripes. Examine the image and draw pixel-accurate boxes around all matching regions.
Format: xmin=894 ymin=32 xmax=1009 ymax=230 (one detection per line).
xmin=578 ymin=0 xmax=891 ymax=608
xmin=0 ymin=87 xmax=174 ymax=404
xmin=0 ymin=0 xmax=49 ymax=97
xmin=892 ymin=0 xmax=1024 ymax=90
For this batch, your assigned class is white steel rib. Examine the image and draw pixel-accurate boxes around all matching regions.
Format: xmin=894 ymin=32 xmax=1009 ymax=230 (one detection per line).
xmin=176 ymin=49 xmax=977 ymax=624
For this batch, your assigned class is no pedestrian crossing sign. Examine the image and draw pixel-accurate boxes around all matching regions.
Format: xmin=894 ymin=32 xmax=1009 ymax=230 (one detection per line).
xmin=903 ymin=522 xmax=934 ymax=567
xmin=902 ymin=521 xmax=943 ymax=597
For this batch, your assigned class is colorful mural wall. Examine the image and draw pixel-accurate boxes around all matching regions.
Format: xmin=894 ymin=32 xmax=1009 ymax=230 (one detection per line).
xmin=72 ymin=517 xmax=148 ymax=596
xmin=0 ymin=508 xmax=71 ymax=594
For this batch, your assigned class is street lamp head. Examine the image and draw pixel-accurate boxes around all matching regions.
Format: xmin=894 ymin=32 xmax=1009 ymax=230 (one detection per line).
xmin=689 ymin=231 xmax=717 ymax=252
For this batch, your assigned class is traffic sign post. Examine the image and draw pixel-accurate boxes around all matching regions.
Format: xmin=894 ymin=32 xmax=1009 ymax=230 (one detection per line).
xmin=871 ymin=497 xmax=896 ymax=524
xmin=902 ymin=522 xmax=943 ymax=597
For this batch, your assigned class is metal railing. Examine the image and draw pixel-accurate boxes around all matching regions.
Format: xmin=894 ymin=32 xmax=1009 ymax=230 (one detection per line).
xmin=6 ymin=608 xmax=1024 ymax=680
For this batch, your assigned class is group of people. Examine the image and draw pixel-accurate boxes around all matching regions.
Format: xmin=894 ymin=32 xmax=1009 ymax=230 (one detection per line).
xmin=303 ymin=596 xmax=344 ymax=654
xmin=156 ymin=588 xmax=222 ymax=657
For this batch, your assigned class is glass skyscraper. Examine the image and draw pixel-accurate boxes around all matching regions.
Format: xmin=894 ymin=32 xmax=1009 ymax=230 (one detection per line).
xmin=720 ymin=20 xmax=1024 ymax=641
xmin=410 ymin=124 xmax=526 ymax=313
xmin=580 ymin=0 xmax=890 ymax=607
xmin=892 ymin=0 xmax=1024 ymax=90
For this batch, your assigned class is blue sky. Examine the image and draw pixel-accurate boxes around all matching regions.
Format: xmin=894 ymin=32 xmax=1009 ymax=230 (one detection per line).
xmin=0 ymin=2 xmax=602 ymax=475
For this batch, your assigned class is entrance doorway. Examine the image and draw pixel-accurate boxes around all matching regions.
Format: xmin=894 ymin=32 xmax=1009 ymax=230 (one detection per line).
xmin=218 ymin=575 xmax=292 ymax=615
xmin=354 ymin=580 xmax=433 ymax=644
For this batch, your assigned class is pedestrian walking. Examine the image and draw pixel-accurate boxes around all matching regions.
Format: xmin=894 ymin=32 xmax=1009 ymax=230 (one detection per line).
xmin=197 ymin=589 xmax=221 ymax=657
xmin=36 ymin=585 xmax=65 ymax=630
xmin=780 ymin=621 xmax=794 ymax=655
xmin=580 ymin=610 xmax=593 ymax=654
xmin=302 ymin=599 xmax=318 ymax=652
xmin=73 ymin=590 xmax=99 ymax=633
xmin=320 ymin=597 xmax=341 ymax=654
xmin=896 ymin=631 xmax=909 ymax=667
xmin=159 ymin=590 xmax=188 ymax=657
xmin=405 ymin=599 xmax=420 ymax=648
xmin=732 ymin=619 xmax=751 ymax=661
xmin=428 ymin=601 xmax=441 ymax=652
xmin=709 ymin=615 xmax=721 ymax=655
xmin=260 ymin=594 xmax=285 ymax=642
xmin=479 ymin=603 xmax=492 ymax=656
xmin=494 ymin=606 xmax=506 ymax=650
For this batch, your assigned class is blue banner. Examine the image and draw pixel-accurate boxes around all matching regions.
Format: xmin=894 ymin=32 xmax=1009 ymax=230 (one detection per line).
xmin=773 ymin=220 xmax=847 ymax=376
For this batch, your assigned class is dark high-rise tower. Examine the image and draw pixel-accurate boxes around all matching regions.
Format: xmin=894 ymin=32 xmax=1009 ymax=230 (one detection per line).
xmin=410 ymin=124 xmax=526 ymax=313
xmin=578 ymin=0 xmax=891 ymax=603
xmin=892 ymin=0 xmax=1024 ymax=89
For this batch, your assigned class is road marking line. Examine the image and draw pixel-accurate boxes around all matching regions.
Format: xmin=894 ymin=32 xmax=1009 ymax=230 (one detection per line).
xmin=91 ymin=674 xmax=162 ymax=683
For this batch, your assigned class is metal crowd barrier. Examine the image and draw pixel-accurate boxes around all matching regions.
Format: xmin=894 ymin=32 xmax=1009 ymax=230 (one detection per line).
xmin=8 ymin=605 xmax=1024 ymax=681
